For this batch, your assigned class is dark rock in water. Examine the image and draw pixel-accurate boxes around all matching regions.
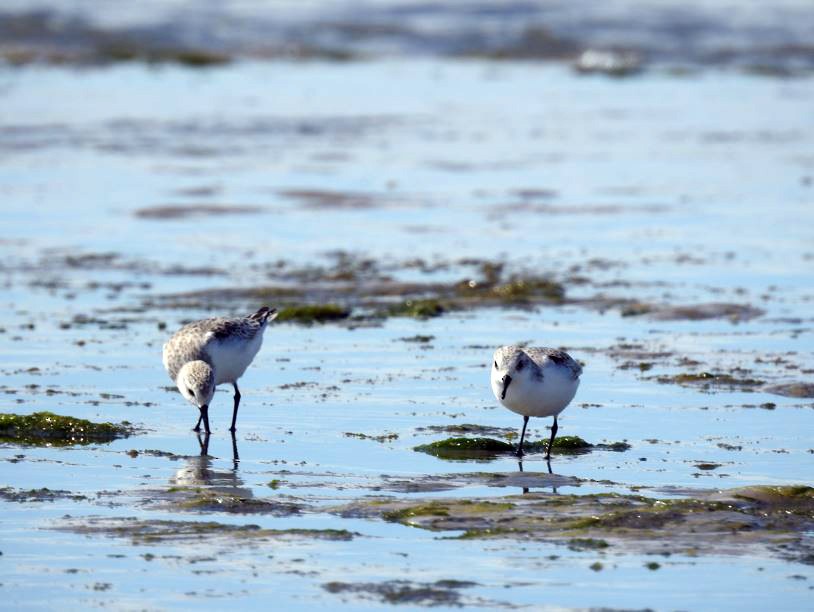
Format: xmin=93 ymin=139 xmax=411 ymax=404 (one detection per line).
xmin=323 ymin=579 xmax=477 ymax=606
xmin=764 ymin=382 xmax=814 ymax=398
xmin=54 ymin=516 xmax=355 ymax=543
xmin=653 ymin=371 xmax=765 ymax=391
xmin=624 ymin=302 xmax=765 ymax=322
xmin=135 ymin=205 xmax=263 ymax=219
xmin=0 ymin=486 xmax=88 ymax=503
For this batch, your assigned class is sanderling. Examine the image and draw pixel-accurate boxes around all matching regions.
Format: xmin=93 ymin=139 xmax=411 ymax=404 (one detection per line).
xmin=162 ymin=306 xmax=278 ymax=434
xmin=491 ymin=345 xmax=582 ymax=459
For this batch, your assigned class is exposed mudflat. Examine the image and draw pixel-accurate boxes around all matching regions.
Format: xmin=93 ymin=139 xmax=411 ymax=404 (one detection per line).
xmin=2 ymin=5 xmax=814 ymax=608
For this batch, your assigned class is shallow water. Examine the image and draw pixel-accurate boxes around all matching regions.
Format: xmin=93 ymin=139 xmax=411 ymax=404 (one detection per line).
xmin=2 ymin=31 xmax=814 ymax=612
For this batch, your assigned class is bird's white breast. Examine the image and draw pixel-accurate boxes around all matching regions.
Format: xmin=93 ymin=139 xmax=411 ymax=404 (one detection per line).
xmin=207 ymin=331 xmax=264 ymax=385
xmin=491 ymin=365 xmax=579 ymax=418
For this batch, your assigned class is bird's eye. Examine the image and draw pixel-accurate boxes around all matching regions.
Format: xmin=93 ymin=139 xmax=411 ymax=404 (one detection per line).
xmin=493 ymin=361 xmax=498 ymax=369
xmin=187 ymin=388 xmax=194 ymax=396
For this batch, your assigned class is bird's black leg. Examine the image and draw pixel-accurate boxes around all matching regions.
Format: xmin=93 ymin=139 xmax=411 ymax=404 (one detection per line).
xmin=192 ymin=413 xmax=202 ymax=432
xmin=230 ymin=429 xmax=240 ymax=469
xmin=517 ymin=415 xmax=530 ymax=457
xmin=545 ymin=416 xmax=559 ymax=461
xmin=229 ymin=382 xmax=241 ymax=433
xmin=199 ymin=404 xmax=211 ymax=435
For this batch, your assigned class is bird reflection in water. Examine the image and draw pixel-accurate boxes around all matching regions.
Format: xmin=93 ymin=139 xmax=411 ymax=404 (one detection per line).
xmin=517 ymin=458 xmax=556 ymax=495
xmin=169 ymin=432 xmax=250 ymax=498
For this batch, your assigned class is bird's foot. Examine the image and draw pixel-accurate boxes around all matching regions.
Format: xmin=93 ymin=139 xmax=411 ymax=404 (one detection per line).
xmin=192 ymin=426 xmax=201 ymax=433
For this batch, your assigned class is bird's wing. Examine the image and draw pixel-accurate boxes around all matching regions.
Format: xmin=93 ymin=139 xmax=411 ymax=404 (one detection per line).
xmin=201 ymin=316 xmax=264 ymax=343
xmin=163 ymin=322 xmax=214 ymax=380
xmin=524 ymin=347 xmax=582 ymax=379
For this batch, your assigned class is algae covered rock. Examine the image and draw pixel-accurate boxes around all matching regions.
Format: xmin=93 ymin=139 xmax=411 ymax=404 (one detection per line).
xmin=413 ymin=437 xmax=514 ymax=459
xmin=413 ymin=435 xmax=620 ymax=459
xmin=525 ymin=435 xmax=594 ymax=453
xmin=0 ymin=411 xmax=135 ymax=446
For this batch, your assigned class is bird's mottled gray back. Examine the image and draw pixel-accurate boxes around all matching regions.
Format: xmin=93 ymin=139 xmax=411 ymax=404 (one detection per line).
xmin=523 ymin=347 xmax=582 ymax=379
xmin=163 ymin=312 xmax=267 ymax=381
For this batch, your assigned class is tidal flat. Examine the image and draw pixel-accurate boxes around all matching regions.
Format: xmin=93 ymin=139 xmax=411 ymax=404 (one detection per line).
xmin=2 ymin=4 xmax=814 ymax=608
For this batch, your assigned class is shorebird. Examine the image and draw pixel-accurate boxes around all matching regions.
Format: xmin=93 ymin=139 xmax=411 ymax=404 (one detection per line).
xmin=162 ymin=306 xmax=277 ymax=434
xmin=491 ymin=345 xmax=582 ymax=459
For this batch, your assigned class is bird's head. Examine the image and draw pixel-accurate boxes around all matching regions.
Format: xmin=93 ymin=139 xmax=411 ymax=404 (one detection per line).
xmin=491 ymin=345 xmax=534 ymax=400
xmin=176 ymin=360 xmax=215 ymax=409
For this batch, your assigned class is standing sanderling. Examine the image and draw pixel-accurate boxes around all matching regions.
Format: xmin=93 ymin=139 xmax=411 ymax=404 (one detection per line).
xmin=162 ymin=306 xmax=278 ymax=434
xmin=491 ymin=345 xmax=582 ymax=459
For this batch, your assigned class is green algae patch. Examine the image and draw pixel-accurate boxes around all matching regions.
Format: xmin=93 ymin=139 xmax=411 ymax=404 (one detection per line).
xmin=568 ymin=537 xmax=610 ymax=551
xmin=456 ymin=276 xmax=565 ymax=304
xmin=387 ymin=299 xmax=446 ymax=319
xmin=455 ymin=500 xmax=516 ymax=513
xmin=730 ymin=485 xmax=814 ymax=513
xmin=275 ymin=304 xmax=350 ymax=324
xmin=493 ymin=278 xmax=565 ymax=302
xmin=383 ymin=500 xmax=516 ymax=525
xmin=0 ymin=411 xmax=135 ymax=446
xmin=414 ymin=435 xmax=628 ymax=459
xmin=165 ymin=488 xmax=302 ymax=516
xmin=414 ymin=437 xmax=514 ymax=459
xmin=383 ymin=503 xmax=450 ymax=522
xmin=457 ymin=527 xmax=527 ymax=539
xmin=525 ymin=435 xmax=594 ymax=454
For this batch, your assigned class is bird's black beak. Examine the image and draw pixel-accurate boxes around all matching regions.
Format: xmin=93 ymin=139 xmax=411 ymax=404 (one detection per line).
xmin=501 ymin=374 xmax=512 ymax=400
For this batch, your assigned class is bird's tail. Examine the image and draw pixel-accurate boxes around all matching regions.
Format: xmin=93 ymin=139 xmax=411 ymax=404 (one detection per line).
xmin=250 ymin=306 xmax=278 ymax=324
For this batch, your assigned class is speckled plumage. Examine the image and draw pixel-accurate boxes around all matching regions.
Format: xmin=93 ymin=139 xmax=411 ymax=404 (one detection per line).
xmin=163 ymin=307 xmax=274 ymax=383
xmin=162 ymin=306 xmax=277 ymax=433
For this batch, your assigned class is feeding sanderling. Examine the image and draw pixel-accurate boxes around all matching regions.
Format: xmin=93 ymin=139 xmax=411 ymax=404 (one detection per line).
xmin=162 ymin=306 xmax=278 ymax=434
xmin=491 ymin=345 xmax=582 ymax=459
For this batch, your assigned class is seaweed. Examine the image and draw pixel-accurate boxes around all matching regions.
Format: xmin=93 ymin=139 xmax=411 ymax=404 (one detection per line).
xmin=0 ymin=411 xmax=135 ymax=446
xmin=275 ymin=304 xmax=350 ymax=324
xmin=413 ymin=435 xmax=627 ymax=459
